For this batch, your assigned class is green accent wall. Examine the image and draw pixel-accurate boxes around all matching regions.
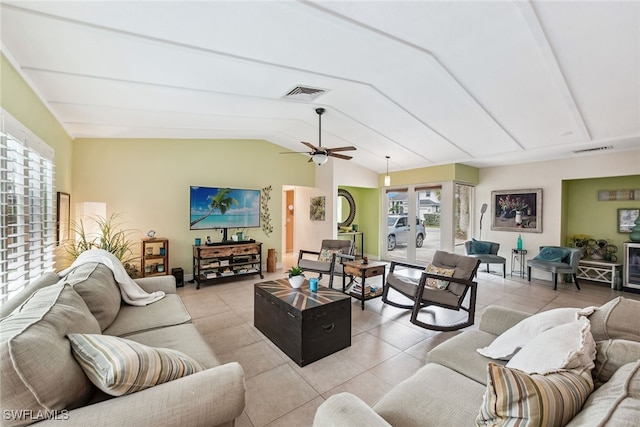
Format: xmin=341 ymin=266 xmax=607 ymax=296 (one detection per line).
xmin=339 ymin=186 xmax=380 ymax=257
xmin=564 ymin=175 xmax=640 ymax=254
xmin=379 ymin=163 xmax=479 ymax=187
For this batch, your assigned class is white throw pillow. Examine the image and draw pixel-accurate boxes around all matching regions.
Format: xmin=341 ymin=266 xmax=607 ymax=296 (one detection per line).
xmin=477 ymin=307 xmax=593 ymax=360
xmin=506 ymin=317 xmax=596 ymax=374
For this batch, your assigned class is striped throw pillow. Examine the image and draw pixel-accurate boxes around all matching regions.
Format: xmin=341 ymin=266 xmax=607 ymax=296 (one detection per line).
xmin=477 ymin=363 xmax=594 ymax=427
xmin=68 ymin=334 xmax=203 ymax=396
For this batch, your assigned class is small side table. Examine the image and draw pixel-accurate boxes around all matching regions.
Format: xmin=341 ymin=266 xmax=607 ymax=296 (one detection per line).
xmin=341 ymin=260 xmax=386 ymax=310
xmin=577 ymin=260 xmax=623 ymax=289
xmin=511 ymin=249 xmax=527 ymax=278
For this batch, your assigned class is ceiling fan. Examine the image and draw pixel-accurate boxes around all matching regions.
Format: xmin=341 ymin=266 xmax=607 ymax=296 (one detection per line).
xmin=281 ymin=108 xmax=357 ymax=165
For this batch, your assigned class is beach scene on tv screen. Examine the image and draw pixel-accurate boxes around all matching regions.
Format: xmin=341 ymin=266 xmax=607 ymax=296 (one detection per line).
xmin=190 ymin=187 xmax=260 ymax=230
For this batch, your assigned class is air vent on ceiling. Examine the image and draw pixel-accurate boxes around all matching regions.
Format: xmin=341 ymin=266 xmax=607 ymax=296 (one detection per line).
xmin=573 ymin=146 xmax=613 ymax=154
xmin=283 ymin=86 xmax=328 ymax=101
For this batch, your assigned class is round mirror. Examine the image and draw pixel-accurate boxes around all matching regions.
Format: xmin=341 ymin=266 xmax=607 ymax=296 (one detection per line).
xmin=337 ymin=189 xmax=356 ymax=228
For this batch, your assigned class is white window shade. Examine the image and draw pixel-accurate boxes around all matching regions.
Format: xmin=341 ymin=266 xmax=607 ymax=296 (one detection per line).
xmin=1 ymin=109 xmax=56 ymax=305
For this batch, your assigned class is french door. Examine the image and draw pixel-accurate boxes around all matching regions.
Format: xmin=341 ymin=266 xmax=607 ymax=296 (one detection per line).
xmin=383 ymin=185 xmax=442 ymax=264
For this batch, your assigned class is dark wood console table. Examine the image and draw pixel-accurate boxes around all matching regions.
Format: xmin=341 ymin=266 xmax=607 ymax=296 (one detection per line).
xmin=193 ymin=241 xmax=262 ymax=289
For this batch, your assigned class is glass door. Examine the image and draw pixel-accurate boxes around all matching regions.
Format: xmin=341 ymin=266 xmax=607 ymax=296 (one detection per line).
xmin=454 ymin=184 xmax=474 ymax=255
xmin=385 ymin=188 xmax=411 ymax=263
xmin=384 ymin=185 xmax=442 ymax=264
xmin=415 ymin=186 xmax=441 ymax=264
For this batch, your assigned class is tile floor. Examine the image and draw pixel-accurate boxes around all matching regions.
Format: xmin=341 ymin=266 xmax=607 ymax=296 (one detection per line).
xmin=177 ymin=253 xmax=639 ymax=427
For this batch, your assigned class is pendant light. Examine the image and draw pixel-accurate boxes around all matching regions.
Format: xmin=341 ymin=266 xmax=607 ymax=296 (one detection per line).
xmin=384 ymin=156 xmax=391 ymax=186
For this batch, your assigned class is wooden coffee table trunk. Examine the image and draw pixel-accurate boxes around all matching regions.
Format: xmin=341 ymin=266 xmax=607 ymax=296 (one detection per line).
xmin=254 ymin=279 xmax=351 ymax=366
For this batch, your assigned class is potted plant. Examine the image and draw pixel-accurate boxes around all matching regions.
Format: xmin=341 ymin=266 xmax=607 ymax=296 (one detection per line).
xmin=286 ymin=266 xmax=305 ymax=288
xmin=65 ymin=212 xmax=140 ymax=278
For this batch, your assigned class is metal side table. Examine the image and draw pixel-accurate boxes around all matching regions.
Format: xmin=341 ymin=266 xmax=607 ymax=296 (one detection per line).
xmin=511 ymin=248 xmax=527 ymax=278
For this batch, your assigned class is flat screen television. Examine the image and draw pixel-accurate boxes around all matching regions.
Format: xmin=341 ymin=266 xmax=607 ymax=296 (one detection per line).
xmin=190 ymin=186 xmax=260 ymax=240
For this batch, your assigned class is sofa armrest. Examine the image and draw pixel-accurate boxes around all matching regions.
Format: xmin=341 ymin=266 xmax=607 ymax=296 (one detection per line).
xmin=479 ymin=305 xmax=531 ymax=336
xmin=134 ymin=275 xmax=177 ymax=294
xmin=313 ymin=393 xmax=391 ymax=427
xmin=37 ymin=362 xmax=245 ymax=427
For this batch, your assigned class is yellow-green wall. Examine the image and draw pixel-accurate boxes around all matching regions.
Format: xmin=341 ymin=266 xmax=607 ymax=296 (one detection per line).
xmin=564 ymin=175 xmax=640 ymax=254
xmin=339 ymin=186 xmax=380 ymax=257
xmin=73 ymin=138 xmax=315 ymax=275
xmin=1 ymin=54 xmax=73 ymax=193
xmin=380 ymin=163 xmax=480 ymax=187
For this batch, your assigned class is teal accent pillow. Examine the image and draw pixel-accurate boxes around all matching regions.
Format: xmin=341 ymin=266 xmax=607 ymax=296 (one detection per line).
xmin=534 ymin=247 xmax=569 ymax=262
xmin=471 ymin=239 xmax=492 ymax=255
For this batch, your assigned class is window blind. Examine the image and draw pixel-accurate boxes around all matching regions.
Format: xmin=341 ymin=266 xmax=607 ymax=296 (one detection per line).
xmin=1 ymin=109 xmax=55 ymax=306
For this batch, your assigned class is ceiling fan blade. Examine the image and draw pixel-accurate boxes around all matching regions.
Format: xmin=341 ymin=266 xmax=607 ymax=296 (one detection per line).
xmin=326 ymin=146 xmax=357 ymax=153
xmin=279 ymin=151 xmax=312 ymax=154
xmin=300 ymin=141 xmax=319 ymax=151
xmin=328 ymin=152 xmax=353 ymax=160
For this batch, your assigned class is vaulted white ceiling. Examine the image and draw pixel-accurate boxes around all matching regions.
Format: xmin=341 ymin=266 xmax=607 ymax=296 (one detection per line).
xmin=2 ymin=1 xmax=639 ymax=174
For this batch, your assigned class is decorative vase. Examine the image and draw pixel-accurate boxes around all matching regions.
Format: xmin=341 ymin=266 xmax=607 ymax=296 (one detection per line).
xmin=502 ymin=209 xmax=515 ymax=219
xmin=515 ymin=211 xmax=523 ymax=225
xmin=630 ymin=216 xmax=640 ymax=242
xmin=288 ymin=275 xmax=305 ymax=288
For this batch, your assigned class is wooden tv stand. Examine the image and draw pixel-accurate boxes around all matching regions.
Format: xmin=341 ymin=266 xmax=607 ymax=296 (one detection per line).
xmin=193 ymin=241 xmax=263 ymax=289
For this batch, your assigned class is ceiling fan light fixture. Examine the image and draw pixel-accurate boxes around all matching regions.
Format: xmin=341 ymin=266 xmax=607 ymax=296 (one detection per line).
xmin=384 ymin=155 xmax=391 ymax=186
xmin=312 ymin=152 xmax=329 ymax=165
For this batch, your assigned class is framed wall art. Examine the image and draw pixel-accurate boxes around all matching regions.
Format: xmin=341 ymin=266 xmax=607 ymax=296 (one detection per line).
xmin=56 ymin=192 xmax=70 ymax=245
xmin=491 ymin=189 xmax=542 ymax=233
xmin=618 ymin=208 xmax=639 ymax=233
xmin=310 ymin=196 xmax=325 ymax=221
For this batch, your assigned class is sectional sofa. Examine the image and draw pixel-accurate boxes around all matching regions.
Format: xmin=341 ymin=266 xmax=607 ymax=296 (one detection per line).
xmin=0 ymin=261 xmax=245 ymax=426
xmin=314 ymin=297 xmax=640 ymax=426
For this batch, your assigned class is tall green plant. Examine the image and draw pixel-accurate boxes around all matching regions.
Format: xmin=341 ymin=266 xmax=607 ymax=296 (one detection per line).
xmin=65 ymin=212 xmax=140 ymax=277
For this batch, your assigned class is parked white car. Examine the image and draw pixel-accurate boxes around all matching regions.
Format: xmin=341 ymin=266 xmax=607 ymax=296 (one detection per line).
xmin=387 ymin=215 xmax=426 ymax=251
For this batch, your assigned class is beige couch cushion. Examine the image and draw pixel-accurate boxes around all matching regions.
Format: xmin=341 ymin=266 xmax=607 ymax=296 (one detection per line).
xmin=426 ymin=329 xmax=504 ymax=385
xmin=0 ymin=283 xmax=101 ymax=426
xmin=374 ymin=363 xmax=486 ymax=427
xmin=567 ymin=360 xmax=640 ymax=426
xmin=124 ymin=324 xmax=221 ymax=369
xmin=587 ymin=296 xmax=640 ymax=342
xmin=103 ymin=294 xmax=191 ymax=337
xmin=593 ymin=339 xmax=640 ymax=387
xmin=0 ymin=272 xmax=60 ymax=318
xmin=62 ymin=262 xmax=121 ymax=331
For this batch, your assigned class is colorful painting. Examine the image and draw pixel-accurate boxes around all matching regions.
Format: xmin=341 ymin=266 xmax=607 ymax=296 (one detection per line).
xmin=491 ymin=189 xmax=542 ymax=233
